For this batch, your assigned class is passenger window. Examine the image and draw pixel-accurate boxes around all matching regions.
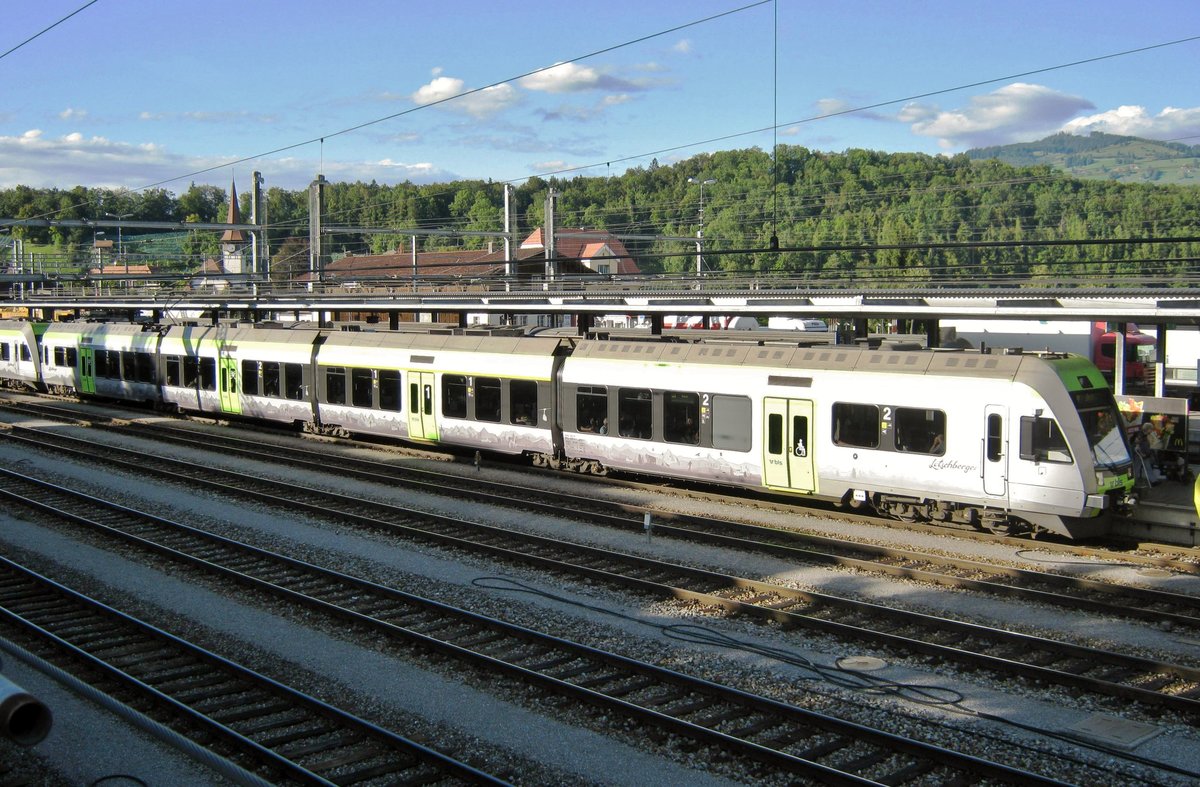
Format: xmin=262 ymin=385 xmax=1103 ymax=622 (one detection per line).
xmin=351 ymin=368 xmax=373 ymax=408
xmin=663 ymin=391 xmax=699 ymax=445
xmin=1020 ymin=416 xmax=1073 ymax=464
xmin=165 ymin=356 xmax=182 ymax=387
xmin=442 ymin=374 xmax=467 ymax=418
xmin=284 ymin=363 xmax=305 ymax=400
xmin=136 ymin=353 xmax=155 ymax=384
xmin=122 ymin=352 xmax=136 ymax=381
xmin=262 ymin=361 xmax=280 ymax=397
xmin=380 ymin=370 xmax=402 ymax=412
xmin=325 ymin=367 xmax=346 ymax=405
xmin=510 ymin=379 xmax=538 ymax=425
xmin=617 ymin=388 xmax=652 ymax=439
xmin=242 ymin=360 xmax=260 ymax=396
xmin=576 ymin=385 xmax=608 ymax=433
xmin=19 ymin=344 xmax=31 ymax=362
xmin=832 ymin=402 xmax=879 ymax=448
xmin=199 ymin=357 xmax=217 ymax=391
xmin=476 ymin=377 xmax=502 ymax=422
xmin=894 ymin=407 xmax=946 ymax=455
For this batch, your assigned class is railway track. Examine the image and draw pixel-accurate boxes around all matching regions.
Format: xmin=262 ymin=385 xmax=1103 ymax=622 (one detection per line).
xmin=0 ymin=552 xmax=502 ymax=786
xmin=4 ymin=397 xmax=1198 ymax=629
xmin=0 ymin=466 xmax=1067 ymax=786
xmin=3 ymin=419 xmax=1200 ymax=725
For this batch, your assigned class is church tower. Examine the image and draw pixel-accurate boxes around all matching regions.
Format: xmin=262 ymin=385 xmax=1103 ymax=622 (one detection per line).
xmin=221 ymin=180 xmax=247 ymax=275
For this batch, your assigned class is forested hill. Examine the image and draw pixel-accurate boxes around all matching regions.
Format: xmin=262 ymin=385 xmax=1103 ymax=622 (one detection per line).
xmin=3 ymin=142 xmax=1199 ymax=282
xmin=966 ymin=132 xmax=1200 ymax=185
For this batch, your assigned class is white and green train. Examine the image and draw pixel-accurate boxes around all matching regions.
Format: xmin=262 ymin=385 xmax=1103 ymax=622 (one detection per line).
xmin=1 ymin=319 xmax=1138 ymax=539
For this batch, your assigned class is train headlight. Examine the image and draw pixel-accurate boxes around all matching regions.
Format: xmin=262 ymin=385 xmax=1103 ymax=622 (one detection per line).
xmin=1085 ymin=494 xmax=1108 ymax=510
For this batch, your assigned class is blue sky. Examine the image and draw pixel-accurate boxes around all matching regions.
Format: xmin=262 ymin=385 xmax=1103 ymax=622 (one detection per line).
xmin=2 ymin=0 xmax=1198 ymax=193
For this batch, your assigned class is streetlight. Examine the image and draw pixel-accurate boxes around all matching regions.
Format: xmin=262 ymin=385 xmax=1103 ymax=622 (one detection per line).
xmin=106 ymin=212 xmax=132 ymax=276
xmin=687 ymin=177 xmax=716 ymax=275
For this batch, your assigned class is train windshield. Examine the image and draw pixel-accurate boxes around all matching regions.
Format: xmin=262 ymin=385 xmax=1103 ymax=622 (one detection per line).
xmin=1072 ymin=389 xmax=1131 ymax=469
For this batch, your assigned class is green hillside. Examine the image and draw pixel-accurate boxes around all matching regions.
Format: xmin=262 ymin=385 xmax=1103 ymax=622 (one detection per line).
xmin=966 ymin=132 xmax=1200 ymax=184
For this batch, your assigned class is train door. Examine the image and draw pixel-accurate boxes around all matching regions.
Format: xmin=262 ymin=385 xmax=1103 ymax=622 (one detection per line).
xmin=218 ymin=353 xmax=241 ymax=415
xmin=79 ymin=347 xmax=96 ymax=394
xmin=763 ymin=397 xmax=816 ymax=493
xmin=982 ymin=405 xmax=1007 ymax=497
xmin=407 ymin=371 xmax=437 ymax=440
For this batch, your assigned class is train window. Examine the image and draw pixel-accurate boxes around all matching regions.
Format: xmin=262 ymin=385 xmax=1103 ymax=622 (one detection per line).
xmin=576 ymin=385 xmax=608 ymax=433
xmin=476 ymin=377 xmax=502 ymax=422
xmin=262 ymin=361 xmax=280 ymax=397
xmin=664 ymin=391 xmax=700 ymax=445
xmin=409 ymin=382 xmax=419 ymax=414
xmin=832 ymin=402 xmax=879 ymax=448
xmin=1019 ymin=416 xmax=1073 ymax=464
xmin=0 ymin=343 xmax=9 ymax=361
xmin=66 ymin=347 xmax=77 ymax=368
xmin=510 ymin=380 xmax=538 ymax=425
xmin=443 ymin=374 xmax=467 ymax=418
xmin=19 ymin=344 xmax=31 ymax=362
xmin=894 ymin=407 xmax=946 ymax=455
xmin=242 ymin=360 xmax=260 ymax=396
xmin=380 ymin=370 xmax=402 ymax=412
xmin=122 ymin=352 xmax=137 ymax=381
xmin=617 ymin=388 xmax=652 ymax=439
xmin=136 ymin=353 xmax=156 ymax=384
xmin=351 ymin=368 xmax=374 ymax=408
xmin=183 ymin=357 xmax=200 ymax=388
xmin=92 ymin=350 xmax=105 ymax=377
xmin=712 ymin=395 xmax=752 ymax=452
xmin=986 ymin=414 xmax=1003 ymax=462
xmin=284 ymin=363 xmax=305 ymax=400
xmin=325 ymin=367 xmax=347 ymax=405
xmin=767 ymin=413 xmax=784 ymax=454
xmin=165 ymin=356 xmax=182 ymax=387
xmin=199 ymin=357 xmax=217 ymax=391
xmin=53 ymin=347 xmax=68 ymax=367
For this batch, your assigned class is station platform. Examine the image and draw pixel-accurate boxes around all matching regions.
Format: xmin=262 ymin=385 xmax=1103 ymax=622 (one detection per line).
xmin=1115 ymin=471 xmax=1200 ymax=547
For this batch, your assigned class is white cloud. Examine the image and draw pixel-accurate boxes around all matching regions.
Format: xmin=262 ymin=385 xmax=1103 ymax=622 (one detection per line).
xmin=519 ymin=61 xmax=642 ymax=94
xmin=520 ymin=62 xmax=604 ymax=93
xmin=0 ymin=129 xmax=454 ymax=190
xmin=59 ymin=107 xmax=87 ymax=120
xmin=673 ymin=39 xmax=692 ymax=55
xmin=1063 ymin=105 xmax=1200 ymax=140
xmin=410 ymin=75 xmax=519 ymax=118
xmin=904 ymin=83 xmax=1094 ymax=149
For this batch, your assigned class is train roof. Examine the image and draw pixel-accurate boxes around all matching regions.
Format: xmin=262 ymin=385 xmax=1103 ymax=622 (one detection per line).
xmin=571 ymin=337 xmax=1048 ymax=381
xmin=321 ymin=329 xmax=567 ymax=356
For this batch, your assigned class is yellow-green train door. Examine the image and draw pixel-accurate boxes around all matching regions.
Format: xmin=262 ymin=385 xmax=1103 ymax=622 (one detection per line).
xmin=218 ymin=354 xmax=241 ymax=415
xmin=407 ymin=371 xmax=437 ymax=440
xmin=763 ymin=397 xmax=816 ymax=493
xmin=79 ymin=347 xmax=96 ymax=394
